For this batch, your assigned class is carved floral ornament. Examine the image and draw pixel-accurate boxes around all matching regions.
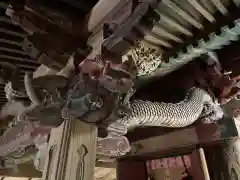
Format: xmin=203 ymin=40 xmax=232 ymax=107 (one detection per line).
xmin=124 ymin=41 xmax=162 ymax=76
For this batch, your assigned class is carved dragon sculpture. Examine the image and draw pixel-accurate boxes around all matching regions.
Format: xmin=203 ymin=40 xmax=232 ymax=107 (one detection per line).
xmin=1 ymin=0 xmax=229 ymax=163
xmin=107 ymin=87 xmax=223 ymax=136
xmin=0 ymin=55 xmax=221 ymax=159
xmin=97 ymin=87 xmax=223 ymax=157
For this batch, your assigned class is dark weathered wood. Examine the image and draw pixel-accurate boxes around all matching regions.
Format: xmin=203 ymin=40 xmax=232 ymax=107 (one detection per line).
xmin=196 ymin=117 xmax=238 ymax=142
xmin=0 ymin=20 xmax=26 ymax=34
xmin=0 ymin=39 xmax=22 ymax=47
xmin=0 ymin=55 xmax=39 ymax=64
xmin=126 ymin=117 xmax=238 ymax=160
xmin=0 ymin=33 xmax=23 ymax=43
xmin=0 ymin=28 xmax=25 ymax=38
xmin=117 ymin=160 xmax=147 ymax=180
xmin=190 ymin=149 xmax=210 ymax=180
xmin=0 ymin=48 xmax=27 ymax=56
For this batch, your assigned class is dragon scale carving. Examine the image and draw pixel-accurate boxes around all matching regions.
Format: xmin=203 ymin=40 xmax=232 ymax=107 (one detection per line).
xmin=108 ymin=88 xmax=223 ymax=135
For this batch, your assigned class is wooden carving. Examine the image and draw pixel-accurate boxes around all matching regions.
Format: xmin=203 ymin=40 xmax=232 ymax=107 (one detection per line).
xmin=42 ymin=119 xmax=97 ymax=180
xmin=76 ymin=145 xmax=88 ymax=180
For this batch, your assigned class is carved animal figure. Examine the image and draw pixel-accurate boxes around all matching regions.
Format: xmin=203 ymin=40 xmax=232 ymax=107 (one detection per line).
xmin=108 ymin=88 xmax=223 ymax=136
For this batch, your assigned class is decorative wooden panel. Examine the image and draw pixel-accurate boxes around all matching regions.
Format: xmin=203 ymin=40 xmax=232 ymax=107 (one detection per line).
xmin=42 ymin=119 xmax=97 ymax=180
xmin=64 ymin=120 xmax=97 ymax=180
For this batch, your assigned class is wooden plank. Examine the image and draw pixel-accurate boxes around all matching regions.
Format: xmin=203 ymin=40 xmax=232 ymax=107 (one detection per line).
xmin=131 ymin=117 xmax=239 ymax=156
xmin=132 ymin=127 xmax=198 ymax=155
xmin=0 ymin=39 xmax=22 ymax=47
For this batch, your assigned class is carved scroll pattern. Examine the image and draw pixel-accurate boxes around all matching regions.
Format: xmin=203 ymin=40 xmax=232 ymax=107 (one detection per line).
xmin=76 ymin=145 xmax=88 ymax=180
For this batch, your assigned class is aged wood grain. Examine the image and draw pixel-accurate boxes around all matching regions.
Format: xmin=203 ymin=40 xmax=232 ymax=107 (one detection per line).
xmin=42 ymin=119 xmax=97 ymax=180
xmin=132 ymin=127 xmax=198 ymax=155
xmin=64 ymin=120 xmax=97 ymax=180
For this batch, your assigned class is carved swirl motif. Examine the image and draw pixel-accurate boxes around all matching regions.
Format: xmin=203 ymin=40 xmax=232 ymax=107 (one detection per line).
xmin=76 ymin=145 xmax=88 ymax=180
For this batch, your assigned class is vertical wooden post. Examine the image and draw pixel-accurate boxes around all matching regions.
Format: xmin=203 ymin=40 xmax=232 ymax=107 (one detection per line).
xmin=42 ymin=119 xmax=97 ymax=180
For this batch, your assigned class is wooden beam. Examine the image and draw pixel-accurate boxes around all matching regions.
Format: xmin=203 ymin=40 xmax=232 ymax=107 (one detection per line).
xmin=0 ymin=28 xmax=25 ymax=38
xmin=0 ymin=33 xmax=23 ymax=43
xmin=188 ymin=0 xmax=215 ymax=23
xmin=0 ymin=55 xmax=39 ymax=64
xmin=210 ymin=0 xmax=228 ymax=15
xmin=15 ymin=64 xmax=37 ymax=70
xmin=0 ymin=47 xmax=27 ymax=55
xmin=144 ymin=33 xmax=173 ymax=48
xmin=0 ymin=39 xmax=22 ymax=46
xmin=155 ymin=10 xmax=193 ymax=36
xmin=162 ymin=0 xmax=203 ymax=29
xmin=0 ymin=43 xmax=24 ymax=53
xmin=138 ymin=26 xmax=173 ymax=48
xmin=0 ymin=17 xmax=13 ymax=25
xmin=0 ymin=20 xmax=26 ymax=33
xmin=153 ymin=24 xmax=183 ymax=43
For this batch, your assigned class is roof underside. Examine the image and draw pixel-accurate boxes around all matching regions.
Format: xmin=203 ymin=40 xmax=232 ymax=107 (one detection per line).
xmin=0 ymin=3 xmax=40 ymax=108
